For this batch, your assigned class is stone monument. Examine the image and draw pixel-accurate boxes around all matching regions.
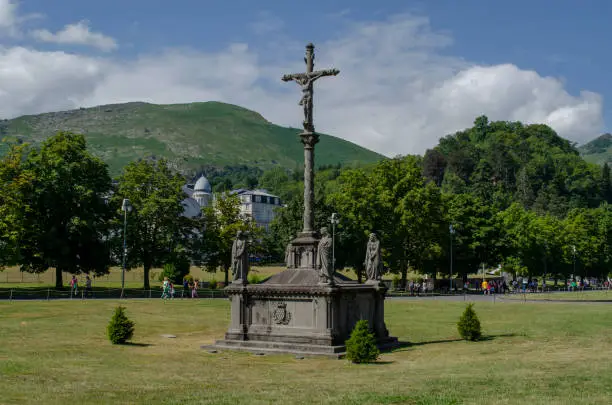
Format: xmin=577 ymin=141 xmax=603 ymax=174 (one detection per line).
xmin=206 ymin=43 xmax=398 ymax=357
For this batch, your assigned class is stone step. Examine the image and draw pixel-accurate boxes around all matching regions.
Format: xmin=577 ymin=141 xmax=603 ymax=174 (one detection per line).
xmin=202 ymin=340 xmax=347 ymax=358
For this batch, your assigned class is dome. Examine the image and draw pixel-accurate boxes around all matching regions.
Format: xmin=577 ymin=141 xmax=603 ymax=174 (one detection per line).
xmin=194 ymin=175 xmax=212 ymax=193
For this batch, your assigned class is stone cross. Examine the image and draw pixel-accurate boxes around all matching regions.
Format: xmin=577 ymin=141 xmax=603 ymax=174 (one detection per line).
xmin=282 ymin=43 xmax=339 ymax=235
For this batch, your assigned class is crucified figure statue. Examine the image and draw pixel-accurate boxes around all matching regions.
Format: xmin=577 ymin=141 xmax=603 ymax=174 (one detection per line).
xmin=282 ymin=43 xmax=339 ymax=133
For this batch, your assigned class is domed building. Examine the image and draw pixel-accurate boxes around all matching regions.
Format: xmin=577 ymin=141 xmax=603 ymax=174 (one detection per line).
xmin=193 ymin=175 xmax=212 ymax=207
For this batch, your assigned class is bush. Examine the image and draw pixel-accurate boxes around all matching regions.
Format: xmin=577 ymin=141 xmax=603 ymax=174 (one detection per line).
xmin=392 ymin=275 xmax=401 ymax=290
xmin=158 ymin=257 xmax=190 ymax=284
xmin=345 ymin=320 xmax=380 ymax=363
xmin=248 ymin=274 xmax=262 ymax=284
xmin=457 ymin=303 xmax=482 ymax=341
xmin=209 ymin=279 xmax=218 ymax=290
xmin=107 ymin=306 xmax=135 ymax=345
xmin=184 ymin=274 xmax=194 ymax=284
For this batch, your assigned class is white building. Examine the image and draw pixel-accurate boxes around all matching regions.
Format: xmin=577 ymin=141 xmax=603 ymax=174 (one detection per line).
xmin=181 ymin=174 xmax=213 ymax=218
xmin=231 ymin=189 xmax=282 ymax=231
xmin=180 ymin=175 xmax=282 ymax=230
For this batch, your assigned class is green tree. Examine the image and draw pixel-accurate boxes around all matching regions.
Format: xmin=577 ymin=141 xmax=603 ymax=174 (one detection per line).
xmin=17 ymin=132 xmax=113 ymax=288
xmin=114 ymin=158 xmax=191 ymax=290
xmin=0 ymin=144 xmax=33 ymax=269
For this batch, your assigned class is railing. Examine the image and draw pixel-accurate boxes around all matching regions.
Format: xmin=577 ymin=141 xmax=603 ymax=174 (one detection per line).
xmin=0 ymin=287 xmax=227 ymax=301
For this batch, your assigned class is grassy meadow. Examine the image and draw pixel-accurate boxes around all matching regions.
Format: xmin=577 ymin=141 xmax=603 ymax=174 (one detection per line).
xmin=1 ymin=298 xmax=612 ymax=404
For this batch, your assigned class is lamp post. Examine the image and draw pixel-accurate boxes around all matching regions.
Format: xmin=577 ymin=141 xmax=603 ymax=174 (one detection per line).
xmin=331 ymin=213 xmax=339 ymax=272
xmin=449 ymin=224 xmax=455 ymax=294
xmin=571 ymin=244 xmax=576 ymax=281
xmin=121 ymin=198 xmax=132 ymax=298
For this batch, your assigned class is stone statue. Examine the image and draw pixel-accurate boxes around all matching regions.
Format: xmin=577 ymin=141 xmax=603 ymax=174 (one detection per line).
xmin=285 ymin=241 xmax=295 ymax=268
xmin=282 ymin=44 xmax=339 ymax=133
xmin=231 ymin=230 xmax=249 ymax=283
xmin=317 ymin=227 xmax=334 ymax=284
xmin=364 ymin=233 xmax=383 ymax=283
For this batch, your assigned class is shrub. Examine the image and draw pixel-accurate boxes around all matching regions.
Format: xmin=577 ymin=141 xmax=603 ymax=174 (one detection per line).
xmin=248 ymin=274 xmax=262 ymax=284
xmin=209 ymin=279 xmax=218 ymax=290
xmin=392 ymin=275 xmax=401 ymax=290
xmin=345 ymin=320 xmax=380 ymax=363
xmin=457 ymin=303 xmax=482 ymax=341
xmin=107 ymin=306 xmax=135 ymax=345
xmin=184 ymin=274 xmax=194 ymax=284
xmin=158 ymin=257 xmax=190 ymax=284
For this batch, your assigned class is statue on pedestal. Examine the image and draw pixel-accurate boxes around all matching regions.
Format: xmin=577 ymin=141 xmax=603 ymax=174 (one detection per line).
xmin=285 ymin=240 xmax=295 ymax=268
xmin=317 ymin=227 xmax=334 ymax=284
xmin=364 ymin=233 xmax=383 ymax=283
xmin=231 ymin=230 xmax=249 ymax=284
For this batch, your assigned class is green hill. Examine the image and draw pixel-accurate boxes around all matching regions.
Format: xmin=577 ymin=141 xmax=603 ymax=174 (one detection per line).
xmin=579 ymin=133 xmax=612 ymax=165
xmin=0 ymin=101 xmax=384 ymax=175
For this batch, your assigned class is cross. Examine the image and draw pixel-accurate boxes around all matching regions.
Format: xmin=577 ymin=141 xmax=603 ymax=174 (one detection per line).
xmin=282 ymin=43 xmax=339 ymax=133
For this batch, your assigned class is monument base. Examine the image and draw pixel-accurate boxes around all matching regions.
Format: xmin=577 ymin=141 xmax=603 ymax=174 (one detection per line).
xmin=204 ymin=269 xmax=399 ymax=358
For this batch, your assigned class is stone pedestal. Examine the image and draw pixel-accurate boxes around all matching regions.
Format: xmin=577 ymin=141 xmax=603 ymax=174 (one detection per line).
xmin=205 ymin=269 xmax=399 ymax=358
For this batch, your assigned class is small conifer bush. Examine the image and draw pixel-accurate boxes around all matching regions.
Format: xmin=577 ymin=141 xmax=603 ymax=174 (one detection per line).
xmin=457 ymin=303 xmax=482 ymax=341
xmin=107 ymin=306 xmax=135 ymax=344
xmin=345 ymin=319 xmax=380 ymax=363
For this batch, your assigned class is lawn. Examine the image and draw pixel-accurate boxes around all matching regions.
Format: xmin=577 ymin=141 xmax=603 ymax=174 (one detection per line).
xmin=1 ymin=298 xmax=612 ymax=404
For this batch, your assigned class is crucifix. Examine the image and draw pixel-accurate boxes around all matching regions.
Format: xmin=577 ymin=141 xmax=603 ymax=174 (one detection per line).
xmin=282 ymin=43 xmax=339 ymax=133
xmin=282 ymin=43 xmax=340 ymax=238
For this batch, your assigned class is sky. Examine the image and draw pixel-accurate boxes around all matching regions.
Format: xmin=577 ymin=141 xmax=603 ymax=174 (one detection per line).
xmin=0 ymin=0 xmax=609 ymax=157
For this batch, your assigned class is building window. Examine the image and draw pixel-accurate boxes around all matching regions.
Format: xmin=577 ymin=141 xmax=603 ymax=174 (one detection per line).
xmin=255 ymin=195 xmax=261 ymax=203
xmin=261 ymin=196 xmax=268 ymax=204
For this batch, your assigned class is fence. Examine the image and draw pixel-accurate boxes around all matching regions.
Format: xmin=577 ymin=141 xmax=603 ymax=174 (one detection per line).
xmin=0 ymin=287 xmax=227 ymax=301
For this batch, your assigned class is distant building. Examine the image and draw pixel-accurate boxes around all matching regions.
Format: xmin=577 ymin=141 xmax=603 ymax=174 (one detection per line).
xmin=181 ymin=174 xmax=213 ymax=218
xmin=231 ymin=189 xmax=282 ymax=231
xmin=180 ymin=176 xmax=282 ymax=230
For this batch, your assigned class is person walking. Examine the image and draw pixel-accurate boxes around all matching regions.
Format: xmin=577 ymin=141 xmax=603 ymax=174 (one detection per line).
xmin=70 ymin=275 xmax=78 ymax=297
xmin=191 ymin=279 xmax=199 ymax=299
xmin=85 ymin=276 xmax=92 ymax=298
xmin=161 ymin=277 xmax=171 ymax=300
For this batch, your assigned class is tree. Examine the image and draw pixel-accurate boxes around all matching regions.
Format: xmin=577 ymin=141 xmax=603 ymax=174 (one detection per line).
xmin=0 ymin=144 xmax=33 ymax=269
xmin=17 ymin=132 xmax=113 ymax=288
xmin=445 ymin=193 xmax=502 ymax=281
xmin=345 ymin=320 xmax=380 ymax=363
xmin=114 ymin=159 xmax=191 ymax=290
xmin=199 ymin=193 xmax=260 ymax=285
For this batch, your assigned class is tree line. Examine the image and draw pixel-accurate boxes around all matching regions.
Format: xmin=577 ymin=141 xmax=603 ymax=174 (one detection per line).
xmin=267 ymin=116 xmax=612 ymax=286
xmin=0 ymin=132 xmax=259 ymax=289
xmin=2 ymin=116 xmax=612 ymax=290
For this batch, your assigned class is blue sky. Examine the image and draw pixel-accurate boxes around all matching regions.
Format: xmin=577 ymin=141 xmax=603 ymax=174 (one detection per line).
xmin=1 ymin=0 xmax=608 ymax=155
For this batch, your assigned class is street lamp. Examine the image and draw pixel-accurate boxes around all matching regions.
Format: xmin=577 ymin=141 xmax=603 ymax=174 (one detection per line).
xmin=571 ymin=244 xmax=576 ymax=281
xmin=121 ymin=198 xmax=132 ymax=298
xmin=449 ymin=224 xmax=455 ymax=294
xmin=330 ymin=213 xmax=339 ymax=273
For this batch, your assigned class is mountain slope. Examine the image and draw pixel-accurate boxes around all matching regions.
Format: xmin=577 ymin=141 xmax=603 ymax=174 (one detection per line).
xmin=0 ymin=101 xmax=384 ymax=174
xmin=579 ymin=133 xmax=612 ymax=165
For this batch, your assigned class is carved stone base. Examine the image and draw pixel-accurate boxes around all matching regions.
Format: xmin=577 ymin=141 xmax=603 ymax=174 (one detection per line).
xmin=205 ymin=269 xmax=399 ymax=358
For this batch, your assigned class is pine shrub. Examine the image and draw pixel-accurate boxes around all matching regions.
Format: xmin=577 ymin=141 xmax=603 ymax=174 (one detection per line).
xmin=345 ymin=320 xmax=380 ymax=363
xmin=107 ymin=306 xmax=135 ymax=344
xmin=457 ymin=303 xmax=482 ymax=341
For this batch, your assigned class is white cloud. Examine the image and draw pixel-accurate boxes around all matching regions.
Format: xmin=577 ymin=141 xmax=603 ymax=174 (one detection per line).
xmin=31 ymin=20 xmax=118 ymax=52
xmin=0 ymin=0 xmax=18 ymax=32
xmin=0 ymin=13 xmax=604 ymax=156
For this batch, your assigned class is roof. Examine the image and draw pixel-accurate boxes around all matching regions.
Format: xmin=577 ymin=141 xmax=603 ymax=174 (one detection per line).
xmin=231 ymin=188 xmax=279 ymax=198
xmin=194 ymin=175 xmax=212 ymax=193
xmin=181 ymin=197 xmax=202 ymax=218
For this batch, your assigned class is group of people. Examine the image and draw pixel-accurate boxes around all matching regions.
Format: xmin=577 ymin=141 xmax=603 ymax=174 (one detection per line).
xmin=69 ymin=275 xmax=93 ymax=297
xmin=480 ymin=279 xmax=508 ymax=295
xmin=161 ymin=277 xmax=200 ymax=300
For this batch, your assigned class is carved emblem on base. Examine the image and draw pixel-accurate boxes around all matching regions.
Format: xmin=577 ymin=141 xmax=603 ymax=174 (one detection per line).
xmin=272 ymin=303 xmax=292 ymax=325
